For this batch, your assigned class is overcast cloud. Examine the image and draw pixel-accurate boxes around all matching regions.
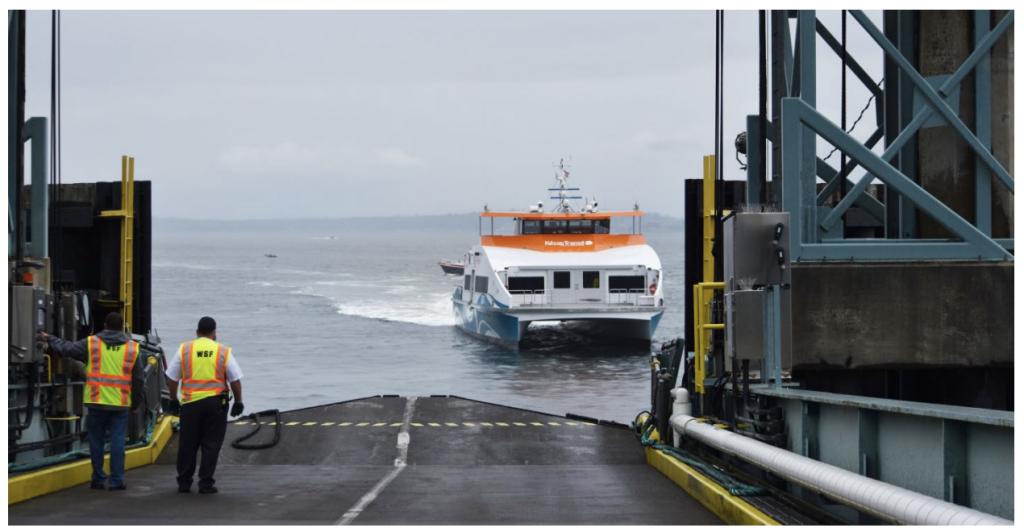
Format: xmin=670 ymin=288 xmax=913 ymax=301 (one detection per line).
xmin=23 ymin=10 xmax=884 ymax=220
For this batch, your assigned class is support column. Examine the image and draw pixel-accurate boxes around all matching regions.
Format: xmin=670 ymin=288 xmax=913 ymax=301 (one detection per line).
xmin=917 ymin=11 xmax=975 ymax=240
xmin=989 ymin=10 xmax=1014 ymax=238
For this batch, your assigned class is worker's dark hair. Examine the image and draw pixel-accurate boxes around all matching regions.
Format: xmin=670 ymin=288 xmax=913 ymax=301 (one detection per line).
xmin=104 ymin=312 xmax=124 ymax=331
xmin=197 ymin=316 xmax=217 ymax=335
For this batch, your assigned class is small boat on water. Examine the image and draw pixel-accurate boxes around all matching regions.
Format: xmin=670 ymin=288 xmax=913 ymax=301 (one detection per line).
xmin=452 ymin=159 xmax=665 ymax=348
xmin=264 ymin=253 xmax=277 ymax=258
xmin=439 ymin=260 xmax=465 ymax=275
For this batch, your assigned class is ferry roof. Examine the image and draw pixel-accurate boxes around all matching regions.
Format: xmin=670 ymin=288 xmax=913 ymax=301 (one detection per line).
xmin=481 ymin=211 xmax=643 ymax=219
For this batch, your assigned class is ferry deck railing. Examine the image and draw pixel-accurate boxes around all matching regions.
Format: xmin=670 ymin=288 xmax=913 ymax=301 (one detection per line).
xmin=509 ymin=288 xmax=658 ymax=308
xmin=509 ymin=289 xmax=552 ymax=307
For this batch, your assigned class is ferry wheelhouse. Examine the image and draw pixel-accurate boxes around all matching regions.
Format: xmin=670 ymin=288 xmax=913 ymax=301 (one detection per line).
xmin=452 ymin=163 xmax=665 ymax=347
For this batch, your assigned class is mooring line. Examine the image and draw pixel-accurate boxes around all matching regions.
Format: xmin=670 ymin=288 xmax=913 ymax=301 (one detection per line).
xmin=336 ymin=397 xmax=417 ymax=526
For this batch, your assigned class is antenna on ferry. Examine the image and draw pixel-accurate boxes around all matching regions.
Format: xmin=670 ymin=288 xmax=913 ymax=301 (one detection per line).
xmin=549 ymin=157 xmax=580 ymax=213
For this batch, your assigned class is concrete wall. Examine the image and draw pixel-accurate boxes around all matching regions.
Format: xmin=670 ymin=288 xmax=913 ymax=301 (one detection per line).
xmin=791 ymin=261 xmax=1013 ymax=368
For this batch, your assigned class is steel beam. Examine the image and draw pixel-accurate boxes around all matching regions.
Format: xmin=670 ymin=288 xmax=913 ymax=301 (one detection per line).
xmin=942 ymin=420 xmax=968 ymax=506
xmin=858 ymin=409 xmax=879 ymax=479
xmin=784 ymin=99 xmax=1010 ymax=260
xmin=815 ymin=128 xmax=885 ymax=221
xmin=796 ymin=11 xmax=818 ymax=245
xmin=974 ymin=11 xmax=993 ymax=235
xmin=745 ymin=115 xmax=762 ymax=205
xmin=815 ymin=19 xmax=884 ymax=103
xmin=850 ymin=10 xmax=1014 ymax=194
xmin=22 ymin=117 xmax=47 ymax=258
xmin=798 ymin=242 xmax=1008 ymax=261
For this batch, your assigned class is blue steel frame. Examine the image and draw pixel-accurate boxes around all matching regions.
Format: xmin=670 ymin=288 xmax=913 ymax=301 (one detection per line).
xmin=749 ymin=10 xmax=1014 ymax=261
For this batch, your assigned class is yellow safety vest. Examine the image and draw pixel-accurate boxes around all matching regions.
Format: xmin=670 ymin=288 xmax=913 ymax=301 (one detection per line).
xmin=178 ymin=338 xmax=230 ymax=404
xmin=85 ymin=337 xmax=140 ymax=407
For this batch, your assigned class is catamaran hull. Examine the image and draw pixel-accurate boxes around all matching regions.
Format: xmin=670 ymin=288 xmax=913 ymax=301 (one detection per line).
xmin=453 ymin=296 xmax=663 ymax=347
xmin=452 ymin=298 xmax=525 ymax=348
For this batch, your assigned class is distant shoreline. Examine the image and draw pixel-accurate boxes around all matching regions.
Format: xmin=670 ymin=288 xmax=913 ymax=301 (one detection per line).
xmin=154 ymin=212 xmax=685 ymax=234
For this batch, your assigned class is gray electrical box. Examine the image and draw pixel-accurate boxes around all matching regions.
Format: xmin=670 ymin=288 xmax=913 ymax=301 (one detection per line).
xmin=10 ymin=285 xmax=47 ymax=363
xmin=723 ymin=212 xmax=792 ymax=292
xmin=723 ymin=212 xmax=792 ymax=370
xmin=726 ymin=290 xmax=765 ymax=360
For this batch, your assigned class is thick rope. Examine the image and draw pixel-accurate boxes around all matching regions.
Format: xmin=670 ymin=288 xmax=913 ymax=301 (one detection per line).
xmin=637 ymin=414 xmax=767 ymax=497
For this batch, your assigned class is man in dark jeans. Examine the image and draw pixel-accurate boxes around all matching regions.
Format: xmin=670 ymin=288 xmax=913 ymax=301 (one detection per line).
xmin=165 ymin=316 xmax=244 ymax=494
xmin=41 ymin=312 xmax=144 ymax=490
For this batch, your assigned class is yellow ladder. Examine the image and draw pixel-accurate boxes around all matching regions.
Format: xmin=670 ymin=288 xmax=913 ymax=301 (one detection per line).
xmin=692 ymin=155 xmax=726 ymax=395
xmin=99 ymin=156 xmax=135 ymax=333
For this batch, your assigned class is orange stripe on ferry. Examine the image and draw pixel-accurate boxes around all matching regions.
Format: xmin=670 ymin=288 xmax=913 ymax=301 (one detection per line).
xmin=480 ymin=211 xmax=643 ymax=219
xmin=481 ymin=234 xmax=647 ymax=253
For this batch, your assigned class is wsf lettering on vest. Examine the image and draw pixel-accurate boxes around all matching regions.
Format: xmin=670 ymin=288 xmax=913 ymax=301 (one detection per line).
xmin=197 ymin=350 xmax=214 ymax=358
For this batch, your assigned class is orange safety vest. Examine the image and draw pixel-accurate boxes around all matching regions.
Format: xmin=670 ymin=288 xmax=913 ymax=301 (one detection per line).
xmin=178 ymin=338 xmax=230 ymax=404
xmin=85 ymin=336 xmax=140 ymax=407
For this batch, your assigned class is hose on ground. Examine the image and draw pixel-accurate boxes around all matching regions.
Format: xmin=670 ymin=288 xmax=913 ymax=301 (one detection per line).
xmin=231 ymin=409 xmax=281 ymax=450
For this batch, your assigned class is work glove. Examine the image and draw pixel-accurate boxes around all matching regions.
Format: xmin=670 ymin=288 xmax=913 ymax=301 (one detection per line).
xmin=230 ymin=401 xmax=244 ymax=417
xmin=167 ymin=399 xmax=181 ymax=416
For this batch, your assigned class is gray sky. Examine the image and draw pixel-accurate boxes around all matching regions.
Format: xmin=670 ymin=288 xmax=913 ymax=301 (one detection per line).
xmin=24 ymin=10 xmax=884 ymax=220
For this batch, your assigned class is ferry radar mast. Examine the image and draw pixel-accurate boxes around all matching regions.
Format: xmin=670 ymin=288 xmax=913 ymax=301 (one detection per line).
xmin=548 ymin=158 xmax=582 ymax=213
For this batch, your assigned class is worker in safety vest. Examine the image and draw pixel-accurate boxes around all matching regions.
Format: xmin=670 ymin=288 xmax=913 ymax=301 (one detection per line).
xmin=41 ymin=312 xmax=145 ymax=491
xmin=164 ymin=316 xmax=244 ymax=494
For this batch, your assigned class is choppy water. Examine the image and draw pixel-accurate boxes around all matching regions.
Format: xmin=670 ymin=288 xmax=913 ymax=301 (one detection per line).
xmin=152 ymin=229 xmax=686 ymax=423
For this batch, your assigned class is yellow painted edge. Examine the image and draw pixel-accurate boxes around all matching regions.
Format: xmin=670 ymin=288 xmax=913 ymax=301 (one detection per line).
xmin=8 ymin=415 xmax=177 ymax=506
xmin=646 ymin=447 xmax=780 ymax=526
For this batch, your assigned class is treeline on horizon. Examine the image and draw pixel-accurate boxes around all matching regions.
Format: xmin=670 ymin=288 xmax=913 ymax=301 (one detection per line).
xmin=155 ymin=212 xmax=686 ymax=234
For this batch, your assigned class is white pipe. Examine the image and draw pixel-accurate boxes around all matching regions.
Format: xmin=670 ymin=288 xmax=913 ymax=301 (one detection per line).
xmin=669 ymin=414 xmax=1013 ymax=526
xmin=670 ymin=388 xmax=691 ymax=448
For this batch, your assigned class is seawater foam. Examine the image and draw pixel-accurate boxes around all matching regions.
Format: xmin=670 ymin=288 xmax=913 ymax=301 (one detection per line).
xmin=332 ymin=292 xmax=454 ymax=327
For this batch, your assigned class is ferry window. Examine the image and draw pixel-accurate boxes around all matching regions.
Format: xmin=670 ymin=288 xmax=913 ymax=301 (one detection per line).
xmin=508 ymin=276 xmax=545 ymax=292
xmin=553 ymin=271 xmax=571 ymax=289
xmin=542 ymin=220 xmax=568 ymax=234
xmin=583 ymin=271 xmax=600 ymax=288
xmin=464 ymin=275 xmax=472 ymax=290
xmin=475 ymin=276 xmax=489 ymax=293
xmin=569 ymin=220 xmax=593 ymax=234
xmin=609 ymin=275 xmax=645 ymax=290
xmin=521 ymin=219 xmax=541 ymax=234
xmin=594 ymin=219 xmax=611 ymax=234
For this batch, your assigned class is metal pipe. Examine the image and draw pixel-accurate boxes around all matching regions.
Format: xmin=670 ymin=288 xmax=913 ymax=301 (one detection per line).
xmin=670 ymin=388 xmax=691 ymax=447
xmin=9 ymin=362 xmax=37 ymax=431
xmin=669 ymin=414 xmax=1013 ymax=525
xmin=8 ymin=431 xmax=85 ymax=454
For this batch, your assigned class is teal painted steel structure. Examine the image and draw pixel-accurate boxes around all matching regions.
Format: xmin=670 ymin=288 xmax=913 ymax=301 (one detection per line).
xmin=748 ymin=10 xmax=1014 ymax=261
xmin=9 ymin=11 xmax=21 ymax=257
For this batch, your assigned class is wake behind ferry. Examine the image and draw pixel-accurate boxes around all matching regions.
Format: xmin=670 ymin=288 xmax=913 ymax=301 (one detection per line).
xmin=452 ymin=161 xmax=665 ymax=347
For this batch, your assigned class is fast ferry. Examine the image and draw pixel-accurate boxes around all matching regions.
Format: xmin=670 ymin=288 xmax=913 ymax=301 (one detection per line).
xmin=452 ymin=161 xmax=665 ymax=347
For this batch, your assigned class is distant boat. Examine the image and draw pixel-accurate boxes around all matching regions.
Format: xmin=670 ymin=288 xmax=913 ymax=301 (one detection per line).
xmin=439 ymin=260 xmax=465 ymax=275
xmin=265 ymin=254 xmax=278 ymax=258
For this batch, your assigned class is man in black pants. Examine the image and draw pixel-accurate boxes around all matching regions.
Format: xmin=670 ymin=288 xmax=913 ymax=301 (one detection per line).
xmin=165 ymin=317 xmax=244 ymax=494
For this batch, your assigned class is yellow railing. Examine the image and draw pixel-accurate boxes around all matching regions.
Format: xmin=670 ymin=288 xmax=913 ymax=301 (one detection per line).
xmin=99 ymin=156 xmax=135 ymax=332
xmin=693 ymin=155 xmax=727 ymax=395
xmin=692 ymin=282 xmax=724 ymax=394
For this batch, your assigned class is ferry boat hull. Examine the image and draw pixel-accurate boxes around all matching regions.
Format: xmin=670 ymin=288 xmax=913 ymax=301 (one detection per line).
xmin=452 ymin=286 xmax=665 ymax=348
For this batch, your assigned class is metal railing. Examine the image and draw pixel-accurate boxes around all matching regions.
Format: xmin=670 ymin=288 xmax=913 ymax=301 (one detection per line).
xmin=509 ymin=289 xmax=551 ymax=306
xmin=508 ymin=288 xmax=659 ymax=308
xmin=607 ymin=288 xmax=653 ymax=306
